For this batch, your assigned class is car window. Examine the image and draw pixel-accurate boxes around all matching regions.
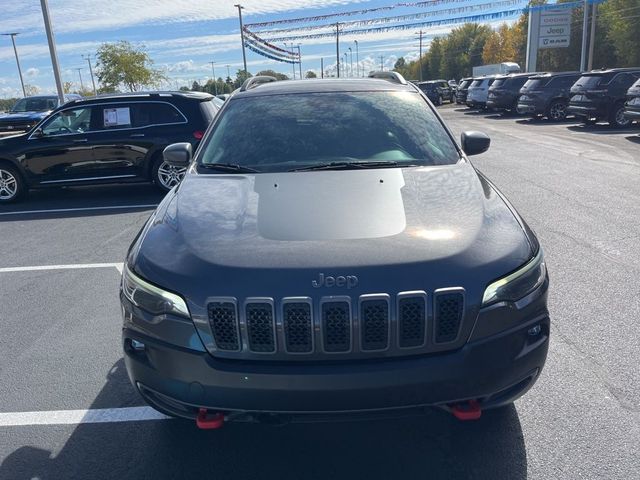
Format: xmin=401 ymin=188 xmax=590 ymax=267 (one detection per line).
xmin=611 ymin=73 xmax=635 ymax=88
xmin=41 ymin=107 xmax=92 ymax=136
xmin=522 ymin=78 xmax=547 ymax=90
xmin=574 ymin=75 xmax=606 ymax=89
xmin=11 ymin=97 xmax=58 ymax=113
xmin=507 ymin=77 xmax=529 ymax=89
xmin=470 ymin=80 xmax=482 ymax=87
xmin=548 ymin=76 xmax=578 ymax=88
xmin=133 ymin=103 xmax=185 ymax=127
xmin=200 ymin=91 xmax=459 ymax=171
xmin=200 ymin=100 xmax=220 ymax=123
xmin=458 ymin=80 xmax=471 ymax=89
xmin=491 ymin=79 xmax=506 ymax=88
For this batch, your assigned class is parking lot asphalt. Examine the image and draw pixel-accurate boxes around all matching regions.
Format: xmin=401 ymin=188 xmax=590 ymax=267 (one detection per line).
xmin=1 ymin=105 xmax=639 ymax=479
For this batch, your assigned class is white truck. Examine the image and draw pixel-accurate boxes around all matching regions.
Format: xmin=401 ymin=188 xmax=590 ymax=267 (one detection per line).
xmin=472 ymin=62 xmax=520 ymax=77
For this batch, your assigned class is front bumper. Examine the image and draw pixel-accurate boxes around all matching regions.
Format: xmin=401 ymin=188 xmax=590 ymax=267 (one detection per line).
xmin=122 ymin=285 xmax=550 ymax=418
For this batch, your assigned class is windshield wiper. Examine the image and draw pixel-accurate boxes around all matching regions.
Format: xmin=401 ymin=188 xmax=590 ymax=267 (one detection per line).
xmin=288 ymin=160 xmax=405 ymax=172
xmin=200 ymin=163 xmax=260 ymax=173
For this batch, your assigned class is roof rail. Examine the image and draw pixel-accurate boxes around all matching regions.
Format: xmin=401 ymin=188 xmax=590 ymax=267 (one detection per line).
xmin=367 ymin=71 xmax=408 ymax=85
xmin=240 ymin=76 xmax=278 ymax=92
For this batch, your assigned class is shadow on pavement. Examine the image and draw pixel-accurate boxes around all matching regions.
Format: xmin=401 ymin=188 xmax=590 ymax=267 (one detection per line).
xmin=566 ymin=124 xmax=638 ymax=135
xmin=625 ymin=135 xmax=640 ymax=144
xmin=0 ymin=360 xmax=528 ymax=480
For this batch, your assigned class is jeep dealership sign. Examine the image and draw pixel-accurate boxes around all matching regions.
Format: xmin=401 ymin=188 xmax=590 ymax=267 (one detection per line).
xmin=538 ymin=8 xmax=572 ymax=49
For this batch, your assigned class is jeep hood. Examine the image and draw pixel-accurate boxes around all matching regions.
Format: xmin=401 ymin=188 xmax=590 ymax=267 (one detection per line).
xmin=131 ymin=163 xmax=532 ymax=307
xmin=0 ymin=111 xmax=47 ymax=121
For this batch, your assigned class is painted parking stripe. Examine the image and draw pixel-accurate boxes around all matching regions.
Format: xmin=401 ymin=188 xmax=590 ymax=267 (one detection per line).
xmin=0 ymin=263 xmax=123 ymax=274
xmin=0 ymin=407 xmax=169 ymax=427
xmin=0 ymin=204 xmax=158 ymax=216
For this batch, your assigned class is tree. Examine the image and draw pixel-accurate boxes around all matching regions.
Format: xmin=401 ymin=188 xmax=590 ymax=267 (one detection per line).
xmin=233 ymin=69 xmax=252 ymax=89
xmin=24 ymin=84 xmax=40 ymax=96
xmin=600 ymin=0 xmax=640 ymax=67
xmin=96 ymin=41 xmax=167 ymax=92
xmin=427 ymin=38 xmax=443 ymax=79
xmin=256 ymin=69 xmax=290 ymax=80
xmin=305 ymin=71 xmax=317 ymax=78
xmin=63 ymin=81 xmax=74 ymax=94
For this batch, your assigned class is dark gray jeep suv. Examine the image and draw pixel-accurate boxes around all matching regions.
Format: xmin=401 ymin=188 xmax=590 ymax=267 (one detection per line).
xmin=121 ymin=73 xmax=550 ymax=427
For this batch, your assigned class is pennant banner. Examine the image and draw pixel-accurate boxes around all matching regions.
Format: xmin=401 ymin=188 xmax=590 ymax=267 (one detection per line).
xmin=244 ymin=28 xmax=299 ymax=59
xmin=245 ymin=42 xmax=299 ymax=64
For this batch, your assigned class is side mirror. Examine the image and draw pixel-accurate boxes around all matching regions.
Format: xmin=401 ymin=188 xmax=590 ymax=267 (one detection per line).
xmin=461 ymin=131 xmax=490 ymax=156
xmin=163 ymin=142 xmax=192 ymax=167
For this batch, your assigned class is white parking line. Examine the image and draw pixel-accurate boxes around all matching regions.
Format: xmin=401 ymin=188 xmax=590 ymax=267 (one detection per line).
xmin=0 ymin=407 xmax=169 ymax=427
xmin=0 ymin=263 xmax=123 ymax=274
xmin=0 ymin=204 xmax=158 ymax=216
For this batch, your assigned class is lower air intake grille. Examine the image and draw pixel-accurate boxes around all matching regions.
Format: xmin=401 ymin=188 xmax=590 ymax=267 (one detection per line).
xmin=435 ymin=292 xmax=464 ymax=343
xmin=399 ymin=296 xmax=426 ymax=347
xmin=283 ymin=302 xmax=313 ymax=353
xmin=208 ymin=302 xmax=239 ymax=351
xmin=360 ymin=299 xmax=389 ymax=350
xmin=322 ymin=301 xmax=351 ymax=352
xmin=246 ymin=303 xmax=275 ymax=353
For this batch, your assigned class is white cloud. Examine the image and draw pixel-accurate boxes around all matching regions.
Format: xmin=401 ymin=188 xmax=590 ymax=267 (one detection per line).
xmin=25 ymin=67 xmax=40 ymax=77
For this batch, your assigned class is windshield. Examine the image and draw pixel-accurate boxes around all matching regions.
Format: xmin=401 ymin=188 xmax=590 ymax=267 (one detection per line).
xmin=11 ymin=97 xmax=58 ymax=113
xmin=458 ymin=80 xmax=471 ymax=89
xmin=522 ymin=78 xmax=547 ymax=91
xmin=491 ymin=79 xmax=506 ymax=88
xmin=573 ymin=75 xmax=604 ymax=89
xmin=199 ymin=91 xmax=459 ymax=172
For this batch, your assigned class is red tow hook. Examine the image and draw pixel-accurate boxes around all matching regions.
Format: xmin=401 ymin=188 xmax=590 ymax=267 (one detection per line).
xmin=450 ymin=400 xmax=482 ymax=421
xmin=196 ymin=408 xmax=225 ymax=429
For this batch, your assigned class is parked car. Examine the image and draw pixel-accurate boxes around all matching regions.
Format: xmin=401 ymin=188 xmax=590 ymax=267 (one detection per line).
xmin=121 ymin=73 xmax=550 ymax=426
xmin=416 ymin=80 xmax=453 ymax=105
xmin=486 ymin=72 xmax=541 ymax=113
xmin=455 ymin=77 xmax=473 ymax=104
xmin=516 ymin=71 xmax=581 ymax=121
xmin=567 ymin=67 xmax=640 ymax=127
xmin=623 ymin=78 xmax=640 ymax=123
xmin=0 ymin=91 xmax=220 ymax=203
xmin=448 ymin=79 xmax=458 ymax=93
xmin=466 ymin=76 xmax=496 ymax=109
xmin=0 ymin=94 xmax=81 ymax=132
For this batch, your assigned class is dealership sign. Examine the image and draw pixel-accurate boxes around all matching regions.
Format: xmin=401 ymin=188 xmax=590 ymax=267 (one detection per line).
xmin=538 ymin=8 xmax=572 ymax=49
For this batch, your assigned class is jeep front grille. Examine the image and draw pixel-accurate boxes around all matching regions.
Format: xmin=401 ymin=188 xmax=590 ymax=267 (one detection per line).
xmin=208 ymin=301 xmax=240 ymax=351
xmin=205 ymin=289 xmax=465 ymax=359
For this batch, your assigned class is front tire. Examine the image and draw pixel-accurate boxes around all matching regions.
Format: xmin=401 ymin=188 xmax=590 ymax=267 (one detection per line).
xmin=547 ymin=100 xmax=568 ymax=121
xmin=152 ymin=157 xmax=187 ymax=193
xmin=609 ymin=103 xmax=630 ymax=128
xmin=0 ymin=164 xmax=26 ymax=203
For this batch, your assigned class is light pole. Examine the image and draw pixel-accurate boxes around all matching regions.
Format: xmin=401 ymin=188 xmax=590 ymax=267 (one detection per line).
xmin=344 ymin=52 xmax=348 ymax=77
xmin=379 ymin=55 xmax=384 ymax=71
xmin=75 ymin=68 xmax=84 ymax=91
xmin=296 ymin=44 xmax=302 ymax=79
xmin=234 ymin=4 xmax=248 ymax=74
xmin=348 ymin=47 xmax=353 ymax=78
xmin=1 ymin=33 xmax=26 ymax=97
xmin=40 ymin=0 xmax=65 ymax=103
xmin=354 ymin=40 xmax=359 ymax=77
xmin=82 ymin=54 xmax=97 ymax=95
xmin=226 ymin=64 xmax=231 ymax=80
xmin=209 ymin=61 xmax=218 ymax=95
xmin=335 ymin=23 xmax=340 ymax=78
xmin=415 ymin=30 xmax=424 ymax=81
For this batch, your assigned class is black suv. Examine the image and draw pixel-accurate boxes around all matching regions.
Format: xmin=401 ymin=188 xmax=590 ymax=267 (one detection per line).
xmin=121 ymin=73 xmax=549 ymax=426
xmin=517 ymin=71 xmax=581 ymax=121
xmin=455 ymin=77 xmax=473 ymax=104
xmin=0 ymin=91 xmax=219 ymax=203
xmin=486 ymin=72 xmax=540 ymax=113
xmin=416 ymin=80 xmax=453 ymax=105
xmin=568 ymin=67 xmax=640 ymax=127
xmin=623 ymin=78 xmax=640 ymax=123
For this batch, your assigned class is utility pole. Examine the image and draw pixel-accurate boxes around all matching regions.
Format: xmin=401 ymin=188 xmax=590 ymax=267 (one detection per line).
xmin=379 ymin=55 xmax=384 ymax=71
xmin=344 ymin=53 xmax=348 ymax=77
xmin=580 ymin=0 xmax=589 ymax=71
xmin=321 ymin=58 xmax=324 ymax=78
xmin=234 ymin=4 xmax=248 ymax=74
xmin=226 ymin=64 xmax=231 ymax=80
xmin=40 ymin=0 xmax=64 ymax=103
xmin=296 ymin=45 xmax=302 ymax=79
xmin=209 ymin=61 xmax=218 ymax=95
xmin=354 ymin=40 xmax=359 ymax=77
xmin=587 ymin=3 xmax=597 ymax=71
xmin=416 ymin=30 xmax=424 ymax=81
xmin=82 ymin=54 xmax=96 ymax=95
xmin=285 ymin=43 xmax=295 ymax=79
xmin=335 ymin=23 xmax=340 ymax=78
xmin=1 ymin=33 xmax=26 ymax=97
xmin=348 ymin=47 xmax=353 ymax=78
xmin=75 ymin=68 xmax=84 ymax=91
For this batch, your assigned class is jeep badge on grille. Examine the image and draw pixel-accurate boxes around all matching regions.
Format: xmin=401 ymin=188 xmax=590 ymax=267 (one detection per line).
xmin=312 ymin=273 xmax=358 ymax=289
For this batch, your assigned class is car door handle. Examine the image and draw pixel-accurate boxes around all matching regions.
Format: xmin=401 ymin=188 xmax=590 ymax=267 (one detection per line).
xmin=130 ymin=133 xmax=145 ymax=138
xmin=73 ymin=138 xmax=88 ymax=143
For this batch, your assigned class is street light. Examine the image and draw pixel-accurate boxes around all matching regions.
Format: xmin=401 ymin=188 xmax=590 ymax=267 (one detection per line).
xmin=344 ymin=52 xmax=348 ymax=77
xmin=82 ymin=54 xmax=97 ymax=95
xmin=296 ymin=44 xmax=302 ymax=79
xmin=1 ymin=33 xmax=26 ymax=97
xmin=75 ymin=68 xmax=84 ymax=91
xmin=234 ymin=4 xmax=247 ymax=74
xmin=354 ymin=40 xmax=359 ymax=78
xmin=348 ymin=47 xmax=353 ymax=79
xmin=209 ymin=61 xmax=218 ymax=95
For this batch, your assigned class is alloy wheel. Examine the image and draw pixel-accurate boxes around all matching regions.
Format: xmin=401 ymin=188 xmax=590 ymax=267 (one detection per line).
xmin=157 ymin=161 xmax=187 ymax=189
xmin=615 ymin=107 xmax=630 ymax=128
xmin=549 ymin=102 xmax=566 ymax=121
xmin=0 ymin=168 xmax=18 ymax=200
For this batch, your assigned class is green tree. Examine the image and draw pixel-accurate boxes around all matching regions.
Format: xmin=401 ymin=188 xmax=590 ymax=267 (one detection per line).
xmin=600 ymin=0 xmax=640 ymax=67
xmin=441 ymin=23 xmax=492 ymax=79
xmin=233 ymin=69 xmax=252 ymax=89
xmin=96 ymin=41 xmax=167 ymax=92
xmin=427 ymin=38 xmax=443 ymax=79
xmin=256 ymin=69 xmax=290 ymax=80
xmin=304 ymin=70 xmax=317 ymax=78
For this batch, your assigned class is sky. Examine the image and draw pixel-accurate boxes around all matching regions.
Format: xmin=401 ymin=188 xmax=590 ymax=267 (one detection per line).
xmin=0 ymin=0 xmax=526 ymax=98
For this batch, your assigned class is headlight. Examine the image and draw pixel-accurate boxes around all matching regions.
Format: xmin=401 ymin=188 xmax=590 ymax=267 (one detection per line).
xmin=122 ymin=263 xmax=189 ymax=317
xmin=482 ymin=249 xmax=546 ymax=306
